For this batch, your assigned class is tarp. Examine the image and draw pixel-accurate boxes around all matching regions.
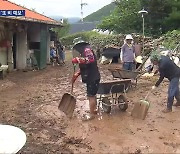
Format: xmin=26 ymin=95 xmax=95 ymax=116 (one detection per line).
xmin=102 ymin=47 xmax=120 ymax=58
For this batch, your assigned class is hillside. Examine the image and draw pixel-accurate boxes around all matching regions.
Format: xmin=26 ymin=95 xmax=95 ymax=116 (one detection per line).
xmin=83 ymin=2 xmax=116 ymax=22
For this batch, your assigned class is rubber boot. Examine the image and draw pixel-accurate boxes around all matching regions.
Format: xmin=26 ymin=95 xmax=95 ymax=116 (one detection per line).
xmin=174 ymin=95 xmax=180 ymax=106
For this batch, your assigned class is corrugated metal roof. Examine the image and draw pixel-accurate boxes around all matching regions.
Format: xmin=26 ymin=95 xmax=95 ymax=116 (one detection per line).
xmin=0 ymin=0 xmax=62 ymax=26
xmin=69 ymin=22 xmax=99 ymax=34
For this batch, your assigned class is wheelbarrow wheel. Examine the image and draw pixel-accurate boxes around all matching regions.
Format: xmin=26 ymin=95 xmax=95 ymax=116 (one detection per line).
xmin=118 ymin=95 xmax=128 ymax=111
xmin=124 ymin=85 xmax=130 ymax=93
xmin=102 ymin=97 xmax=111 ymax=114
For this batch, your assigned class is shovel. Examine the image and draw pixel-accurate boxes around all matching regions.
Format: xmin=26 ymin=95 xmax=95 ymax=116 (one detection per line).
xmin=131 ymin=90 xmax=151 ymax=120
xmin=58 ymin=66 xmax=77 ymax=118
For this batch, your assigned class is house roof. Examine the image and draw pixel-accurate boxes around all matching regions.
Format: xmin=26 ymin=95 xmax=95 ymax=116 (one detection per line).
xmin=0 ymin=0 xmax=61 ymax=26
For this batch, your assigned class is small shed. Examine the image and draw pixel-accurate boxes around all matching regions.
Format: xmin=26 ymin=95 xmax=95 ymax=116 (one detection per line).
xmin=0 ymin=0 xmax=62 ymax=71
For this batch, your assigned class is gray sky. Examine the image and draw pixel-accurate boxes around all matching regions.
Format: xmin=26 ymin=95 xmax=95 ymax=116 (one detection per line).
xmin=9 ymin=0 xmax=113 ymax=18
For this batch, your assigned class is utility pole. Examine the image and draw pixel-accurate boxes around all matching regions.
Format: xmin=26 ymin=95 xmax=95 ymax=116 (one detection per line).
xmin=138 ymin=8 xmax=148 ymax=54
xmin=80 ymin=0 xmax=87 ymax=22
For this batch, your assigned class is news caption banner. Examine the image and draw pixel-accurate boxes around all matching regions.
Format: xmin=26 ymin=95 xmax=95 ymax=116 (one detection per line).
xmin=0 ymin=10 xmax=25 ymax=16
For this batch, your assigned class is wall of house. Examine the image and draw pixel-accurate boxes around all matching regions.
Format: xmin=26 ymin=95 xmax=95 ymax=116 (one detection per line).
xmin=0 ymin=47 xmax=7 ymax=65
xmin=7 ymin=31 xmax=13 ymax=71
xmin=47 ymin=30 xmax=50 ymax=63
xmin=16 ymin=31 xmax=27 ymax=69
xmin=0 ymin=22 xmax=7 ymax=65
xmin=0 ymin=20 xmax=56 ymax=71
xmin=39 ymin=24 xmax=48 ymax=69
xmin=28 ymin=23 xmax=40 ymax=42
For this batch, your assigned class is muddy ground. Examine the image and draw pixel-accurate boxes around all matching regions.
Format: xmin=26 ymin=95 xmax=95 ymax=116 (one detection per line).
xmin=0 ymin=62 xmax=180 ymax=154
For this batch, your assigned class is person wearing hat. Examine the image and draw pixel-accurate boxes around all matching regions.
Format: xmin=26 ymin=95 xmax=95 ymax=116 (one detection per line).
xmin=120 ymin=34 xmax=136 ymax=71
xmin=56 ymin=41 xmax=65 ymax=65
xmin=151 ymin=52 xmax=180 ymax=113
xmin=71 ymin=37 xmax=101 ymax=121
xmin=50 ymin=46 xmax=59 ymax=66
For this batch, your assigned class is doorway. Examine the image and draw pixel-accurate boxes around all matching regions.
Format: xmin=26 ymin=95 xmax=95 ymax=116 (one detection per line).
xmin=12 ymin=33 xmax=17 ymax=69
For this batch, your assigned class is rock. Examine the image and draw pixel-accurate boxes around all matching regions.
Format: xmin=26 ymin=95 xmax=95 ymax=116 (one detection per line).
xmin=134 ymin=148 xmax=142 ymax=154
xmin=159 ymin=136 xmax=164 ymax=139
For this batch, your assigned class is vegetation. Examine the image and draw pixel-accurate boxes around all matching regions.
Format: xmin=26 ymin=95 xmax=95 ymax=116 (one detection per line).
xmin=162 ymin=30 xmax=180 ymax=50
xmin=141 ymin=0 xmax=180 ymax=36
xmin=60 ymin=31 xmax=101 ymax=48
xmin=60 ymin=31 xmax=152 ymax=52
xmin=61 ymin=30 xmax=180 ymax=56
xmin=98 ymin=0 xmax=180 ymax=37
xmin=60 ymin=1 xmax=179 ymax=53
xmin=53 ymin=19 xmax=70 ymax=38
xmin=83 ymin=3 xmax=116 ymax=22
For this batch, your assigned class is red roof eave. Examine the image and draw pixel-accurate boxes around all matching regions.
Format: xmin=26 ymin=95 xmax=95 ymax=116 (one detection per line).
xmin=0 ymin=0 xmax=62 ymax=26
xmin=0 ymin=16 xmax=62 ymax=26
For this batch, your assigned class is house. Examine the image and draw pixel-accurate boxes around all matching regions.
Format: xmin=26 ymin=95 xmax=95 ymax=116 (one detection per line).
xmin=0 ymin=0 xmax=62 ymax=71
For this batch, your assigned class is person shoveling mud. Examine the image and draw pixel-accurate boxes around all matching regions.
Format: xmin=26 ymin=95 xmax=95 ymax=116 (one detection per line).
xmin=150 ymin=51 xmax=180 ymax=113
xmin=71 ymin=37 xmax=101 ymax=121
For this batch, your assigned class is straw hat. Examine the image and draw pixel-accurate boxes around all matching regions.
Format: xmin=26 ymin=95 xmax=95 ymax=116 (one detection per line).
xmin=73 ymin=37 xmax=88 ymax=46
xmin=125 ymin=34 xmax=133 ymax=40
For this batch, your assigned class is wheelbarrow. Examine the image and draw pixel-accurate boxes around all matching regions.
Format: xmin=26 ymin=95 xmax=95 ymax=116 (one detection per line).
xmin=108 ymin=68 xmax=142 ymax=86
xmin=97 ymin=79 xmax=131 ymax=113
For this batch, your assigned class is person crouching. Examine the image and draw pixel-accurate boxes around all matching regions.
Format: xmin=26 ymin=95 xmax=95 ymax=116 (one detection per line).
xmin=151 ymin=52 xmax=180 ymax=113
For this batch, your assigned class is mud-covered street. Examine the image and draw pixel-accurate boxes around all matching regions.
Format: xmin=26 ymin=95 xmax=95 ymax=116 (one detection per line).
xmin=0 ymin=62 xmax=180 ymax=153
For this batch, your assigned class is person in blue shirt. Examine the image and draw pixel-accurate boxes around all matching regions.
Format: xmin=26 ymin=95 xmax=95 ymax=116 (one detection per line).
xmin=50 ymin=47 xmax=59 ymax=65
xmin=50 ymin=47 xmax=56 ymax=57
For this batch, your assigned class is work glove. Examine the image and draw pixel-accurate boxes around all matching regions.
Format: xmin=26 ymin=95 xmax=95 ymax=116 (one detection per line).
xmin=72 ymin=57 xmax=86 ymax=64
xmin=71 ymin=70 xmax=80 ymax=83
xmin=152 ymin=86 xmax=157 ymax=90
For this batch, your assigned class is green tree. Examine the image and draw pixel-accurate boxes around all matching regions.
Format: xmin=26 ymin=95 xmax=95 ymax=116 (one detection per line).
xmin=141 ymin=0 xmax=176 ymax=36
xmin=98 ymin=0 xmax=142 ymax=34
xmin=164 ymin=0 xmax=180 ymax=32
xmin=98 ymin=0 xmax=180 ymax=37
xmin=53 ymin=19 xmax=70 ymax=38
